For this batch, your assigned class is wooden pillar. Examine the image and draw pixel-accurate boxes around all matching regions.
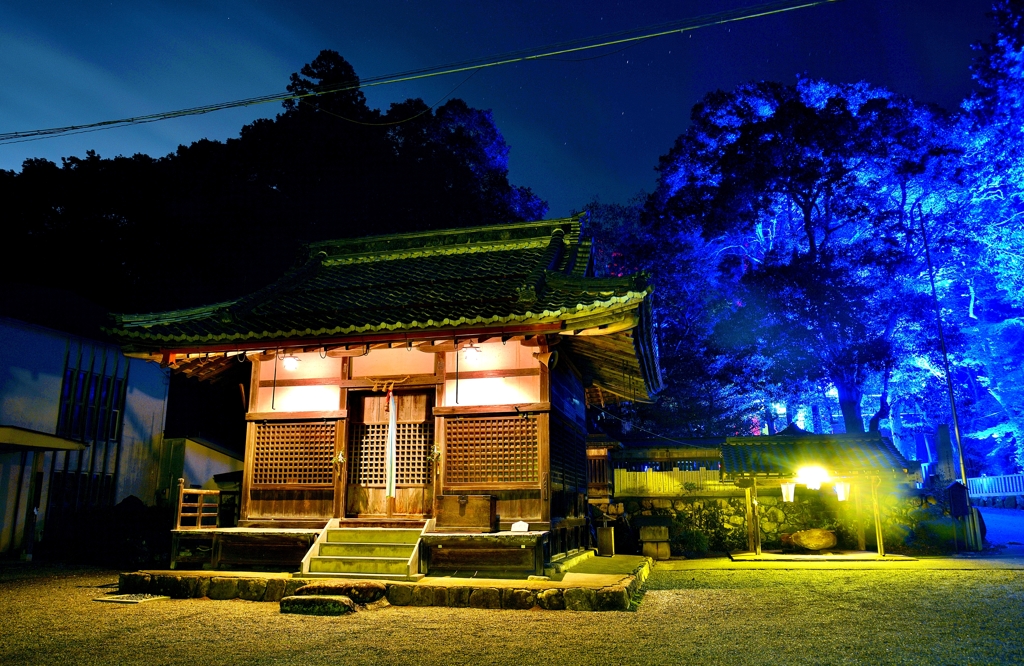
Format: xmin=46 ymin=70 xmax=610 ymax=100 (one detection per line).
xmin=744 ymin=486 xmax=756 ymax=553
xmin=853 ymin=479 xmax=866 ymax=551
xmin=870 ymin=475 xmax=885 ymax=557
xmin=433 ymin=351 xmax=446 ymax=520
xmin=240 ymin=357 xmax=262 ymax=522
xmin=538 ymin=343 xmax=551 ymax=525
xmin=752 ymin=480 xmax=761 ymax=556
xmin=334 ymin=358 xmax=350 ymax=519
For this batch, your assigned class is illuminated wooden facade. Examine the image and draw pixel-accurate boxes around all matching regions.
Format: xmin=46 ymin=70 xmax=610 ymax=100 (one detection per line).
xmin=111 ymin=216 xmax=661 ymax=566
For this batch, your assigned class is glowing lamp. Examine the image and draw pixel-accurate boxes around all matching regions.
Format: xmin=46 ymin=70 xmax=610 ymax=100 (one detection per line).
xmin=281 ymin=355 xmax=300 ymax=371
xmin=835 ymin=481 xmax=851 ymax=502
xmin=795 ymin=465 xmax=829 ymax=490
xmin=780 ymin=482 xmax=796 ymax=503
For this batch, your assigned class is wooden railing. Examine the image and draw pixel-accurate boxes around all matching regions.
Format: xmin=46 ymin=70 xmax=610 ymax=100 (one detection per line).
xmin=967 ymin=473 xmax=1024 ymax=498
xmin=613 ymin=468 xmax=721 ymax=497
xmin=175 ymin=478 xmax=223 ymax=530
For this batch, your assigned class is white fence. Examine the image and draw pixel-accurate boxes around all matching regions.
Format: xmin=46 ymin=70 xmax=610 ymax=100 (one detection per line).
xmin=967 ymin=474 xmax=1024 ymax=497
xmin=613 ymin=468 xmax=721 ymax=497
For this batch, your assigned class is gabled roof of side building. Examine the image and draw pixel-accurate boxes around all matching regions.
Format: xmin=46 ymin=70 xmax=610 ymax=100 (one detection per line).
xmin=107 ymin=215 xmax=662 ymax=402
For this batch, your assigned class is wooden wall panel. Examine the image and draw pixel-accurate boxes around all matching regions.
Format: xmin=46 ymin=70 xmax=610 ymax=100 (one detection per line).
xmin=346 ymin=485 xmax=433 ymax=516
xmin=247 ymin=489 xmax=333 ymax=519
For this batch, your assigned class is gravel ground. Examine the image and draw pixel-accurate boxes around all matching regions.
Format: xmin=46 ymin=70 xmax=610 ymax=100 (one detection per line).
xmin=2 ymin=563 xmax=1022 ymax=666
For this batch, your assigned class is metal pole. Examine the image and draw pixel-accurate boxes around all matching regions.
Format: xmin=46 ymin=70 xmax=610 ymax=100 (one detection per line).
xmin=871 ymin=476 xmax=885 ymax=557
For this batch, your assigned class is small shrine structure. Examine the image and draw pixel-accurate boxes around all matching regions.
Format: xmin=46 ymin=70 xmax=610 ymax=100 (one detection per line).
xmin=109 ymin=215 xmax=661 ymax=576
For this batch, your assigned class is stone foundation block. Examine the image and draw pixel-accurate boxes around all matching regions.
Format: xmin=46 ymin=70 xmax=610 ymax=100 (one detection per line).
xmin=119 ymin=572 xmax=151 ymax=594
xmin=283 ymin=579 xmax=307 ymax=597
xmin=595 ymin=586 xmax=630 ymax=611
xmin=501 ymin=588 xmax=536 ymax=610
xmin=237 ymin=578 xmax=268 ymax=601
xmin=411 ymin=585 xmax=436 ymax=606
xmin=537 ymin=588 xmax=565 ymax=610
xmin=563 ymin=587 xmax=596 ymax=611
xmin=385 ymin=583 xmax=414 ymax=606
xmin=264 ymin=578 xmax=288 ymax=603
xmin=448 ymin=586 xmax=472 ymax=607
xmin=468 ymin=588 xmax=501 ymax=609
xmin=280 ymin=595 xmax=355 ymax=616
xmin=207 ymin=577 xmax=239 ymax=600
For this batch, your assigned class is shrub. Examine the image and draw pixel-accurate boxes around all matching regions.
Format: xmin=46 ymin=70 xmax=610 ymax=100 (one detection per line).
xmin=669 ymin=526 xmax=709 ymax=557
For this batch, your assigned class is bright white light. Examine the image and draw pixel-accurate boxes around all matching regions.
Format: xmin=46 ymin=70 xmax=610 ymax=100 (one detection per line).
xmin=781 ymin=482 xmax=796 ymax=502
xmin=795 ymin=465 xmax=829 ymax=490
xmin=282 ymin=355 xmax=300 ymax=371
xmin=835 ymin=481 xmax=851 ymax=502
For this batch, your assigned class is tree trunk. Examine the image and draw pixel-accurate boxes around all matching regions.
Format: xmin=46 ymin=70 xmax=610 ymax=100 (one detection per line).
xmin=764 ymin=404 xmax=777 ymax=435
xmin=811 ymin=404 xmax=823 ymax=434
xmin=835 ymin=381 xmax=864 ymax=434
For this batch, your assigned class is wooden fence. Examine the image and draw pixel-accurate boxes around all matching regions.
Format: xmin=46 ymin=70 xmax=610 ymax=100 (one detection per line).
xmin=613 ymin=468 xmax=721 ymax=497
xmin=967 ymin=473 xmax=1024 ymax=498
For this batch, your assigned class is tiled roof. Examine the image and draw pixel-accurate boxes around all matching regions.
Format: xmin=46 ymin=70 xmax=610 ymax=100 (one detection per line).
xmin=720 ymin=433 xmax=909 ymax=476
xmin=108 ymin=216 xmax=663 ymax=400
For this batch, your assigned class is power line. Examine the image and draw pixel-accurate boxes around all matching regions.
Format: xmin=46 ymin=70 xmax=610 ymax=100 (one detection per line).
xmin=0 ymin=0 xmax=838 ymax=145
xmin=307 ymin=69 xmax=481 ymax=127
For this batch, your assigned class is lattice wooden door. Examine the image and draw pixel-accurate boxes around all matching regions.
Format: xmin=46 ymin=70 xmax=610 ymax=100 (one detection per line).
xmin=346 ymin=391 xmax=435 ymax=517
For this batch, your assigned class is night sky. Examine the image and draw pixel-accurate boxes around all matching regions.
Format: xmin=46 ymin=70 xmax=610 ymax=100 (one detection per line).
xmin=0 ymin=0 xmax=995 ymax=216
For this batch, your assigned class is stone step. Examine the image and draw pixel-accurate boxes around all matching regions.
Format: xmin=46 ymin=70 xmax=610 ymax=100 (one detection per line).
xmin=309 ymin=555 xmax=411 ymax=576
xmin=300 ymin=571 xmax=425 ymax=582
xmin=326 ymin=528 xmax=422 ymax=544
xmin=318 ymin=542 xmax=416 ymax=558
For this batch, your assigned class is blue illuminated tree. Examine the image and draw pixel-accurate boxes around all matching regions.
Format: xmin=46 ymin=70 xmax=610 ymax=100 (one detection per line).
xmin=956 ymin=0 xmax=1024 ymax=470
xmin=649 ymin=79 xmax=966 ymax=434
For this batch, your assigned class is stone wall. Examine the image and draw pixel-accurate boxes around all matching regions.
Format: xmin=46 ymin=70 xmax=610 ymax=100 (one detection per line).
xmin=595 ymin=484 xmax=961 ymax=554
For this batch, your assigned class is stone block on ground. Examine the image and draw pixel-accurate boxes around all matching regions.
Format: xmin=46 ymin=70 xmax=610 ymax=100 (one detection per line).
xmin=283 ymin=579 xmax=307 ymax=597
xmin=595 ymin=586 xmax=630 ymax=611
xmin=501 ymin=588 xmax=536 ymax=610
xmin=791 ymin=529 xmax=837 ymax=551
xmin=642 ymin=541 xmax=671 ymax=560
xmin=119 ymin=572 xmax=151 ymax=594
xmin=563 ymin=587 xmax=596 ymax=611
xmin=237 ymin=578 xmax=268 ymax=601
xmin=280 ymin=595 xmax=355 ymax=616
xmin=207 ymin=577 xmax=239 ymax=600
xmin=264 ymin=578 xmax=288 ymax=603
xmin=150 ymin=575 xmax=181 ymax=598
xmin=537 ymin=588 xmax=565 ymax=610
xmin=411 ymin=586 xmax=435 ymax=606
xmin=639 ymin=526 xmax=668 ymax=541
xmin=179 ymin=576 xmax=209 ymax=599
xmin=448 ymin=586 xmax=472 ymax=607
xmin=295 ymin=581 xmax=387 ymax=604
xmin=385 ymin=583 xmax=414 ymax=606
xmin=468 ymin=588 xmax=501 ymax=609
